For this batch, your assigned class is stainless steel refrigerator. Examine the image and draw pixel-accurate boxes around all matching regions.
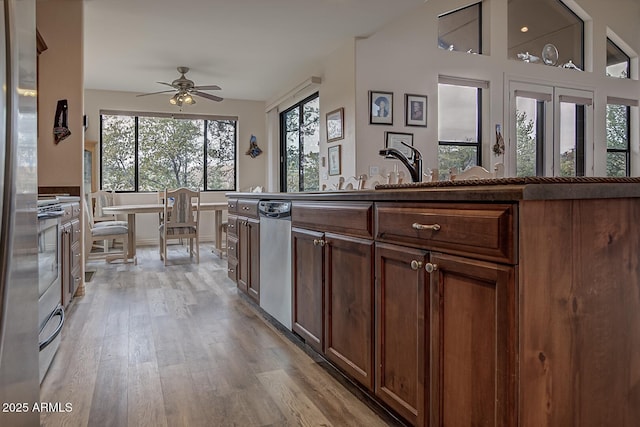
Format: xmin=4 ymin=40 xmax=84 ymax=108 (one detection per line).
xmin=0 ymin=0 xmax=39 ymax=425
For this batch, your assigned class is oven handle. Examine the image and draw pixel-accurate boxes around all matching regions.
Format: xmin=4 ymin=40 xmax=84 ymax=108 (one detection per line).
xmin=39 ymin=305 xmax=64 ymax=351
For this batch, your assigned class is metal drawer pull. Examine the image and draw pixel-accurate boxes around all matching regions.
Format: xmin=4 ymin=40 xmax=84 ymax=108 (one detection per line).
xmin=228 ymin=268 xmax=235 ymax=273
xmin=229 ymin=224 xmax=235 ymax=228
xmin=424 ymin=263 xmax=438 ymax=273
xmin=313 ymin=239 xmax=326 ymax=247
xmin=412 ymin=222 xmax=441 ymax=231
xmin=228 ymin=246 xmax=234 ymax=251
xmin=410 ymin=260 xmax=423 ymax=271
xmin=74 ymin=276 xmax=81 ymax=282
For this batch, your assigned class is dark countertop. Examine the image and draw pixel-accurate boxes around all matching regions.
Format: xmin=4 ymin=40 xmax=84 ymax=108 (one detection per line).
xmin=228 ymin=177 xmax=640 ymax=202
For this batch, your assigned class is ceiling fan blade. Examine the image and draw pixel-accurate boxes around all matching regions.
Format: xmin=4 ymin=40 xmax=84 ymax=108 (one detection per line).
xmin=136 ymin=89 xmax=176 ymax=97
xmin=156 ymin=81 xmax=175 ymax=88
xmin=192 ymin=91 xmax=223 ymax=102
xmin=192 ymin=85 xmax=221 ymax=91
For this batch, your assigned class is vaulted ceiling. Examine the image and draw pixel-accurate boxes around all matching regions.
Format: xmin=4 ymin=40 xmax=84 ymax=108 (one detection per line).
xmin=84 ymin=0 xmax=425 ymax=102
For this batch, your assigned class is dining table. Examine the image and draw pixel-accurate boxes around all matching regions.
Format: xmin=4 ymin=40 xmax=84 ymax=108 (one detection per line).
xmin=103 ymin=201 xmax=228 ymax=264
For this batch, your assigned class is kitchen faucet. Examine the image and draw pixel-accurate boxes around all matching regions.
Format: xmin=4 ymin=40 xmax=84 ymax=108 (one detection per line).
xmin=379 ymin=142 xmax=423 ymax=183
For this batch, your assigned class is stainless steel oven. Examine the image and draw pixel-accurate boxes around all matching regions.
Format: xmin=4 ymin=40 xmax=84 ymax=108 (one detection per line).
xmin=37 ymin=203 xmax=65 ymax=383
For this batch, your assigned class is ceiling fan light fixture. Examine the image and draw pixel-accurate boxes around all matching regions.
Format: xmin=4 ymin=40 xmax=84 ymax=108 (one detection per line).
xmin=183 ymin=93 xmax=195 ymax=105
xmin=169 ymin=93 xmax=180 ymax=105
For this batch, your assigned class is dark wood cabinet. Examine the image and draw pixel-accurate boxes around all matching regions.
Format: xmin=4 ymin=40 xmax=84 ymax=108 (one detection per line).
xmin=375 ymin=242 xmax=429 ymax=426
xmin=324 ymin=233 xmax=374 ymax=390
xmin=227 ymin=199 xmax=260 ymax=303
xmin=291 ymin=227 xmax=324 ymax=352
xmin=428 ymin=253 xmax=516 ymax=427
xmin=237 ymin=217 xmax=259 ymax=302
xmin=61 ymin=202 xmax=81 ymax=309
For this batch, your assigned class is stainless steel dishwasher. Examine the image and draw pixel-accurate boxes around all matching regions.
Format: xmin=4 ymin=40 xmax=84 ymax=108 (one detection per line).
xmin=258 ymin=200 xmax=292 ymax=329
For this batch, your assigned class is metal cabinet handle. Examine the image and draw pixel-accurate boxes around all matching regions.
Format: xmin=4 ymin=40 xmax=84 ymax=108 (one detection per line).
xmin=410 ymin=260 xmax=423 ymax=271
xmin=313 ymin=239 xmax=326 ymax=247
xmin=229 ymin=204 xmax=235 ymax=208
xmin=424 ymin=263 xmax=438 ymax=273
xmin=74 ymin=276 xmax=81 ymax=282
xmin=412 ymin=223 xmax=441 ymax=231
xmin=75 ymin=253 xmax=81 ymax=258
xmin=229 ymin=224 xmax=235 ymax=229
xmin=242 ymin=206 xmax=249 ymax=210
xmin=228 ymin=268 xmax=235 ymax=273
xmin=228 ymin=246 xmax=234 ymax=251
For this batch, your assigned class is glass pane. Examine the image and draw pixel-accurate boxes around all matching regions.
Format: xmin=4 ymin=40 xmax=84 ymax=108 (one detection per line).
xmin=207 ymin=120 xmax=236 ymax=190
xmin=559 ymin=102 xmax=585 ymax=177
xmin=101 ymin=115 xmax=135 ymax=191
xmin=283 ymin=108 xmax=300 ymax=192
xmin=606 ymin=39 xmax=630 ymax=78
xmin=438 ymin=3 xmax=481 ymax=54
xmin=438 ymin=145 xmax=478 ymax=180
xmin=606 ymin=104 xmax=629 ymax=150
xmin=508 ymin=0 xmax=584 ymax=70
xmin=302 ymin=97 xmax=320 ymax=192
xmin=607 ymin=152 xmax=628 ymax=177
xmin=438 ymin=84 xmax=478 ymax=142
xmin=138 ymin=117 xmax=204 ymax=191
xmin=515 ymin=97 xmax=541 ymax=177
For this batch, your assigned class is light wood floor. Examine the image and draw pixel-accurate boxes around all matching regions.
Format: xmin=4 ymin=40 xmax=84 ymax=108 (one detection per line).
xmin=40 ymin=245 xmax=401 ymax=427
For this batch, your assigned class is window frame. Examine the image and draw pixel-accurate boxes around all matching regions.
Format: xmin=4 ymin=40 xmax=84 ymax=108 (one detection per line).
xmin=99 ymin=110 xmax=237 ymax=192
xmin=437 ymin=82 xmax=483 ymax=174
xmin=279 ymin=92 xmax=320 ymax=192
xmin=606 ymin=38 xmax=631 ymax=79
xmin=437 ymin=2 xmax=483 ymax=55
xmin=606 ymin=103 xmax=631 ymax=177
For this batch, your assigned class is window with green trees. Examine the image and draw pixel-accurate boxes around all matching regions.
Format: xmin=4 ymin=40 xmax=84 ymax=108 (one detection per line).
xmin=606 ymin=103 xmax=630 ymax=176
xmin=280 ymin=93 xmax=320 ymax=192
xmin=101 ymin=112 xmax=236 ymax=192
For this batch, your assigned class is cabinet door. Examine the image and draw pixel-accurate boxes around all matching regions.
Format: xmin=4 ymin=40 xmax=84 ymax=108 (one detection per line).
xmin=61 ymin=223 xmax=72 ymax=308
xmin=429 ymin=253 xmax=516 ymax=427
xmin=246 ymin=218 xmax=260 ymax=303
xmin=292 ymin=227 xmax=324 ymax=352
xmin=324 ymin=233 xmax=374 ymax=390
xmin=237 ymin=217 xmax=250 ymax=293
xmin=375 ymin=242 xmax=429 ymax=427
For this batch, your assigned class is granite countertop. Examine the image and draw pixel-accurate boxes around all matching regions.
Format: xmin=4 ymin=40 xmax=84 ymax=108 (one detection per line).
xmin=228 ymin=177 xmax=640 ymax=202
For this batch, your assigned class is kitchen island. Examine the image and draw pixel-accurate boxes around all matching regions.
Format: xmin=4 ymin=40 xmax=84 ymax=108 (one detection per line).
xmin=227 ymin=178 xmax=640 ymax=427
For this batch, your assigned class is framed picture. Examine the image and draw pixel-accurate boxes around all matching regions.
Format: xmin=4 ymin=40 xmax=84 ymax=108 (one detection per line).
xmin=369 ymin=91 xmax=393 ymax=125
xmin=328 ymin=145 xmax=341 ymax=176
xmin=385 ymin=132 xmax=414 ymax=161
xmin=326 ymin=107 xmax=344 ymax=142
xmin=405 ymin=94 xmax=427 ymax=127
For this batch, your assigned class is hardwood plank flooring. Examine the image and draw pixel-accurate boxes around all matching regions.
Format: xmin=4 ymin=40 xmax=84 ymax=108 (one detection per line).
xmin=40 ymin=246 xmax=402 ymax=426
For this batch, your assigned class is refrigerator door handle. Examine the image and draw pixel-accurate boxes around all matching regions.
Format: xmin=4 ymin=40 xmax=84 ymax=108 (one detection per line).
xmin=38 ymin=305 xmax=64 ymax=351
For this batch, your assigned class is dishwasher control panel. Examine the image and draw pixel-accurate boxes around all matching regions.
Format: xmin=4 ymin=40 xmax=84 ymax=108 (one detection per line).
xmin=258 ymin=200 xmax=291 ymax=218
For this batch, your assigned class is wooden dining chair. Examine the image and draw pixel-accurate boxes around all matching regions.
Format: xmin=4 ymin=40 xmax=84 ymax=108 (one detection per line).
xmin=89 ymin=190 xmax=127 ymax=252
xmin=159 ymin=187 xmax=200 ymax=265
xmin=83 ymin=197 xmax=129 ymax=263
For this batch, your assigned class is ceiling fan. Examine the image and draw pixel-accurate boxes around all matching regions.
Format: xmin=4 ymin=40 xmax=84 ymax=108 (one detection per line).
xmin=137 ymin=66 xmax=223 ymax=106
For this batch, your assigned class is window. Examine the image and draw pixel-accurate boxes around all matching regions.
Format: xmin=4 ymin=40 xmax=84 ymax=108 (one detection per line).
xmin=606 ymin=38 xmax=630 ymax=79
xmin=606 ymin=103 xmax=630 ymax=176
xmin=101 ymin=112 xmax=236 ymax=192
xmin=438 ymin=81 xmax=483 ymax=179
xmin=508 ymin=0 xmax=584 ymax=70
xmin=438 ymin=3 xmax=482 ymax=54
xmin=280 ymin=93 xmax=320 ymax=192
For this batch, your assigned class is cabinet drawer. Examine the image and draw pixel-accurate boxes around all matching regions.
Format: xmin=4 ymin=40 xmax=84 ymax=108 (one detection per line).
xmin=227 ymin=198 xmax=238 ymax=214
xmin=375 ymin=203 xmax=515 ymax=263
xmin=71 ymin=242 xmax=81 ymax=270
xmin=237 ymin=199 xmax=259 ymax=218
xmin=227 ymin=258 xmax=238 ymax=282
xmin=227 ymin=235 xmax=238 ymax=260
xmin=71 ymin=219 xmax=81 ymax=244
xmin=227 ymin=215 xmax=238 ymax=237
xmin=292 ymin=201 xmax=373 ymax=239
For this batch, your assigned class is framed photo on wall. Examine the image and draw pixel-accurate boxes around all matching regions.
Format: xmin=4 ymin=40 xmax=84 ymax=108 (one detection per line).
xmin=369 ymin=91 xmax=393 ymax=125
xmin=405 ymin=94 xmax=427 ymax=127
xmin=384 ymin=131 xmax=414 ymax=161
xmin=328 ymin=145 xmax=342 ymax=176
xmin=326 ymin=107 xmax=344 ymax=142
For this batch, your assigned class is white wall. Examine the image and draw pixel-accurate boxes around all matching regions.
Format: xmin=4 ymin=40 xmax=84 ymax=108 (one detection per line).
xmin=84 ymin=89 xmax=267 ymax=244
xmin=355 ymin=0 xmax=640 ymax=179
xmin=37 ymin=0 xmax=84 ymax=188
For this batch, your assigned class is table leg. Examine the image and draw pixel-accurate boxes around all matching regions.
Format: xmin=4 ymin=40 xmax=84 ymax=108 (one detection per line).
xmin=212 ymin=209 xmax=223 ymax=257
xmin=127 ymin=212 xmax=137 ymax=264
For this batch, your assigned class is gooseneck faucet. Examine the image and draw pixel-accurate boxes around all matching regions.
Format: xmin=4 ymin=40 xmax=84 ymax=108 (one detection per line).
xmin=379 ymin=142 xmax=423 ymax=183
